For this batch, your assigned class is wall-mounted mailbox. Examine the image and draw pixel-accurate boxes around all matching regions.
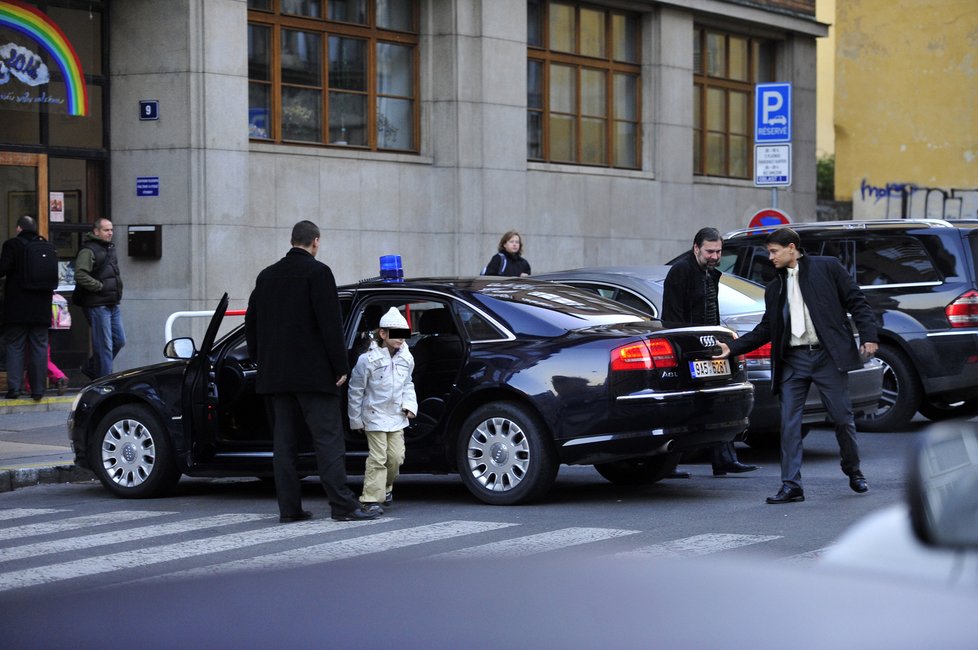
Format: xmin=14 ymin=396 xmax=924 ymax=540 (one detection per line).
xmin=128 ymin=225 xmax=162 ymax=258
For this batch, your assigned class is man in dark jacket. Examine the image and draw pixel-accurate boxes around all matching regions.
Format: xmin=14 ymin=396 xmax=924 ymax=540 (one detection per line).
xmin=0 ymin=216 xmax=52 ymax=400
xmin=245 ymin=220 xmax=379 ymax=523
xmin=663 ymin=227 xmax=759 ymax=476
xmin=716 ymin=227 xmax=878 ymax=504
xmin=73 ymin=217 xmax=125 ymax=379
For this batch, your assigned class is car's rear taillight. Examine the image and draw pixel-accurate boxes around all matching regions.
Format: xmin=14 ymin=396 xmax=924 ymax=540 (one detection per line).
xmin=744 ymin=342 xmax=772 ymax=367
xmin=647 ymin=338 xmax=678 ymax=368
xmin=946 ymin=290 xmax=978 ymax=328
xmin=611 ymin=338 xmax=677 ymax=371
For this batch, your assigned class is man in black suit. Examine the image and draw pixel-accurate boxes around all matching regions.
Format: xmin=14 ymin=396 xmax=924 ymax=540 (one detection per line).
xmin=246 ymin=220 xmax=379 ymax=523
xmin=716 ymin=227 xmax=878 ymax=504
xmin=662 ymin=227 xmax=758 ymax=477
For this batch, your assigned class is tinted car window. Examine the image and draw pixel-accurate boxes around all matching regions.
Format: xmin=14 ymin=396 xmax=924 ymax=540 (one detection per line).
xmin=854 ymin=236 xmax=940 ymax=285
xmin=456 ymin=303 xmax=504 ymax=341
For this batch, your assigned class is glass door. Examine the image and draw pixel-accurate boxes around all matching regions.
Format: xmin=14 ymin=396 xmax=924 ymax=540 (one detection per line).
xmin=0 ymin=153 xmax=48 ymax=239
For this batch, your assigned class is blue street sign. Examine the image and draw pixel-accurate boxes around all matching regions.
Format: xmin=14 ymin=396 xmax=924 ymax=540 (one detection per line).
xmin=755 ymin=83 xmax=791 ymax=143
xmin=136 ymin=176 xmax=160 ymax=197
xmin=139 ymin=100 xmax=159 ymax=121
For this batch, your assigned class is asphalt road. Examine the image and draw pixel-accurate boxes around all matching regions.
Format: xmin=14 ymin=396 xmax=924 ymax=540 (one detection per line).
xmin=0 ymin=424 xmax=922 ymax=595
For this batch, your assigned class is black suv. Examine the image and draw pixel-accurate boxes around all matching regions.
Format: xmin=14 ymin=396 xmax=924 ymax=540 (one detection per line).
xmin=721 ymin=219 xmax=978 ymax=431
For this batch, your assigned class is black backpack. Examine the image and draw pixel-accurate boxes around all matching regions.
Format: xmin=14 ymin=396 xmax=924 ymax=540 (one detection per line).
xmin=21 ymin=235 xmax=59 ymax=291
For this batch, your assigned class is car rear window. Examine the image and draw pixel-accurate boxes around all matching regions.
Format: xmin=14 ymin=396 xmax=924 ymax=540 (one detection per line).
xmin=474 ymin=281 xmax=645 ymax=333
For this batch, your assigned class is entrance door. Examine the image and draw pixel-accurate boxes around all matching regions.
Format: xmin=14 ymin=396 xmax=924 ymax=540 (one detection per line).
xmin=0 ymin=153 xmax=48 ymax=238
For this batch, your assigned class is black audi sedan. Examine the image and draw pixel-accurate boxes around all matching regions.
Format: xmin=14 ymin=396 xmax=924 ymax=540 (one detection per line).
xmin=534 ymin=266 xmax=884 ymax=446
xmin=68 ymin=277 xmax=754 ymax=505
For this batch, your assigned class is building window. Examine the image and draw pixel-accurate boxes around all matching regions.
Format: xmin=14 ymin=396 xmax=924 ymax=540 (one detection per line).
xmin=693 ymin=27 xmax=775 ymax=178
xmin=527 ymin=1 xmax=641 ymax=169
xmin=247 ymin=0 xmax=418 ymax=152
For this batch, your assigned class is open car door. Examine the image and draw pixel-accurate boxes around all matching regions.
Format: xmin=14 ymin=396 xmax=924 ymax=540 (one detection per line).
xmin=183 ymin=293 xmax=229 ymax=463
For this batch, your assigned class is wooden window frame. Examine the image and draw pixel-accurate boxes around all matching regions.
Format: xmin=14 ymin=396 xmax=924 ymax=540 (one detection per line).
xmin=693 ymin=27 xmax=775 ymax=179
xmin=528 ymin=1 xmax=642 ymax=169
xmin=248 ymin=0 xmax=419 ymax=152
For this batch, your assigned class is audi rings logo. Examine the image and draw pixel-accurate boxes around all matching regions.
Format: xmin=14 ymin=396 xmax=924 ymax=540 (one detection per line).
xmin=699 ymin=335 xmax=717 ymax=347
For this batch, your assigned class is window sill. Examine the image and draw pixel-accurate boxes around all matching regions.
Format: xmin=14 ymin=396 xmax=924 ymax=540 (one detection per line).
xmin=249 ymin=141 xmax=433 ymax=165
xmin=693 ymin=175 xmax=758 ymax=188
xmin=527 ymin=161 xmax=653 ymax=180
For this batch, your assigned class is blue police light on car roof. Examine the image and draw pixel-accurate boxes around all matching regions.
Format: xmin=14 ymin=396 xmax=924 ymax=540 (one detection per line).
xmin=379 ymin=254 xmax=403 ymax=282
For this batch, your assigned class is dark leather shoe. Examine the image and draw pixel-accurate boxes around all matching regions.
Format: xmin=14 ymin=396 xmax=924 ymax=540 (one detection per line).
xmin=55 ymin=376 xmax=69 ymax=396
xmin=664 ymin=469 xmax=691 ymax=479
xmin=713 ymin=461 xmax=760 ymax=476
xmin=766 ymin=486 xmax=805 ymax=504
xmin=332 ymin=506 xmax=381 ymax=522
xmin=4 ymin=390 xmax=20 ymax=400
xmin=279 ymin=510 xmax=313 ymax=523
xmin=849 ymin=472 xmax=869 ymax=493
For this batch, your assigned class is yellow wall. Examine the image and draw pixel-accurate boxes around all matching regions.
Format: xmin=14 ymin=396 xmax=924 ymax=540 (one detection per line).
xmin=815 ymin=0 xmax=835 ymax=158
xmin=834 ymin=0 xmax=978 ymax=210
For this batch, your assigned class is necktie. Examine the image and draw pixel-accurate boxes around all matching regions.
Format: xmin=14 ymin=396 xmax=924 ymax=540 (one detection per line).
xmin=787 ymin=266 xmax=805 ymax=337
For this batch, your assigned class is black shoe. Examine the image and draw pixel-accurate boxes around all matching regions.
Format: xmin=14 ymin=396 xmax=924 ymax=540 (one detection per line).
xmin=279 ymin=510 xmax=313 ymax=523
xmin=80 ymin=364 xmax=95 ymax=380
xmin=383 ymin=492 xmax=393 ymax=508
xmin=55 ymin=376 xmax=69 ymax=396
xmin=665 ymin=470 xmax=691 ymax=479
xmin=332 ymin=506 xmax=382 ymax=522
xmin=31 ymin=394 xmax=43 ymax=402
xmin=766 ymin=486 xmax=805 ymax=504
xmin=4 ymin=390 xmax=20 ymax=400
xmin=713 ymin=461 xmax=760 ymax=476
xmin=360 ymin=502 xmax=384 ymax=516
xmin=849 ymin=472 xmax=869 ymax=493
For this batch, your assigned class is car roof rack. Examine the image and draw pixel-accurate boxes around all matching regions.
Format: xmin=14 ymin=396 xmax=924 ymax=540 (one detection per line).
xmin=724 ymin=218 xmax=977 ymax=239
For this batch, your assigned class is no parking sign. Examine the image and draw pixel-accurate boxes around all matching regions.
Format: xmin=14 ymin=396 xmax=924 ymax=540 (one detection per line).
xmin=748 ymin=208 xmax=791 ymax=229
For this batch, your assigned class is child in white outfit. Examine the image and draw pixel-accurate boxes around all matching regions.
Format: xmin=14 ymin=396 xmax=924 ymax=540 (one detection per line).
xmin=347 ymin=307 xmax=418 ymax=514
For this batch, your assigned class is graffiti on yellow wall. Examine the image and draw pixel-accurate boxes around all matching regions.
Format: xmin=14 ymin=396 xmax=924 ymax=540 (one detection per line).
xmin=854 ymin=179 xmax=978 ymax=220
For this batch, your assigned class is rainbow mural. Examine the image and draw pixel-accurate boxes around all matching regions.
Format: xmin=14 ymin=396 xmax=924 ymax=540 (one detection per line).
xmin=0 ymin=0 xmax=87 ymax=116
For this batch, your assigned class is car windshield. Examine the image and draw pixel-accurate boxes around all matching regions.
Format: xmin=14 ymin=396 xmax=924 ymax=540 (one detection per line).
xmin=472 ymin=280 xmax=646 ymax=332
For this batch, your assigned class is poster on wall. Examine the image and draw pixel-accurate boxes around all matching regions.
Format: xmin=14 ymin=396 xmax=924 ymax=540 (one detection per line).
xmin=49 ymin=190 xmax=64 ymax=222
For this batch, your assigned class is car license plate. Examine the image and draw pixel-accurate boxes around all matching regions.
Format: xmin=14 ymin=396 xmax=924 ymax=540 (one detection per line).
xmin=689 ymin=359 xmax=730 ymax=378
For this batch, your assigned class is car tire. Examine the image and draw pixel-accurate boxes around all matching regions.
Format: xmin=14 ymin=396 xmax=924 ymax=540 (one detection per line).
xmin=456 ymin=402 xmax=558 ymax=505
xmin=91 ymin=404 xmax=181 ymax=498
xmin=855 ymin=345 xmax=921 ymax=432
xmin=593 ymin=453 xmax=682 ymax=485
xmin=918 ymin=397 xmax=978 ymax=422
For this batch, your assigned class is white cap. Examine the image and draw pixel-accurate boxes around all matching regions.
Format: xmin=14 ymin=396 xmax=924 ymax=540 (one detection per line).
xmin=379 ymin=307 xmax=409 ymax=330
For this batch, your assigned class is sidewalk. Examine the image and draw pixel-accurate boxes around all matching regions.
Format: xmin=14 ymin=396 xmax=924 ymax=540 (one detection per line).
xmin=0 ymin=392 xmax=95 ymax=493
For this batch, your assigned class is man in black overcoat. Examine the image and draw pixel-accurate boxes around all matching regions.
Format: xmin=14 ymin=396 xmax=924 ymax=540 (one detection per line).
xmin=246 ymin=220 xmax=379 ymax=523
xmin=716 ymin=227 xmax=878 ymax=504
xmin=662 ymin=227 xmax=759 ymax=477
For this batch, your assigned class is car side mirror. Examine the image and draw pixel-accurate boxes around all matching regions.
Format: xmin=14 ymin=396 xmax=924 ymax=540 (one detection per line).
xmin=908 ymin=421 xmax=978 ymax=549
xmin=164 ymin=337 xmax=197 ymax=360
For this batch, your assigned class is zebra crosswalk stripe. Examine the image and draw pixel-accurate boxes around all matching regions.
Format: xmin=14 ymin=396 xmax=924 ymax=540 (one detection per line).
xmin=430 ymin=526 xmax=639 ymax=560
xmin=614 ymin=533 xmax=781 ymax=559
xmin=0 ymin=509 xmax=68 ymax=521
xmin=0 ymin=514 xmax=268 ymax=564
xmin=0 ymin=516 xmax=386 ymax=592
xmin=0 ymin=511 xmax=171 ymax=542
xmin=154 ymin=520 xmax=518 ymax=582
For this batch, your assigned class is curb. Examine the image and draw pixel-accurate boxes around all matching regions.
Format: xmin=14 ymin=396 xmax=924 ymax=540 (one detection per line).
xmin=0 ymin=395 xmax=74 ymax=416
xmin=0 ymin=464 xmax=96 ymax=493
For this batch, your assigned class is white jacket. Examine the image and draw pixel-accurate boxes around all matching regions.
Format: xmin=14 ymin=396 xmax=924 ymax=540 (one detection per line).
xmin=347 ymin=341 xmax=418 ymax=432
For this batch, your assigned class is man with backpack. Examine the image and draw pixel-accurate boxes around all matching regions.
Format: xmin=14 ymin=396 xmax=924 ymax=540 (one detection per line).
xmin=74 ymin=217 xmax=125 ymax=379
xmin=0 ymin=216 xmax=58 ymax=400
